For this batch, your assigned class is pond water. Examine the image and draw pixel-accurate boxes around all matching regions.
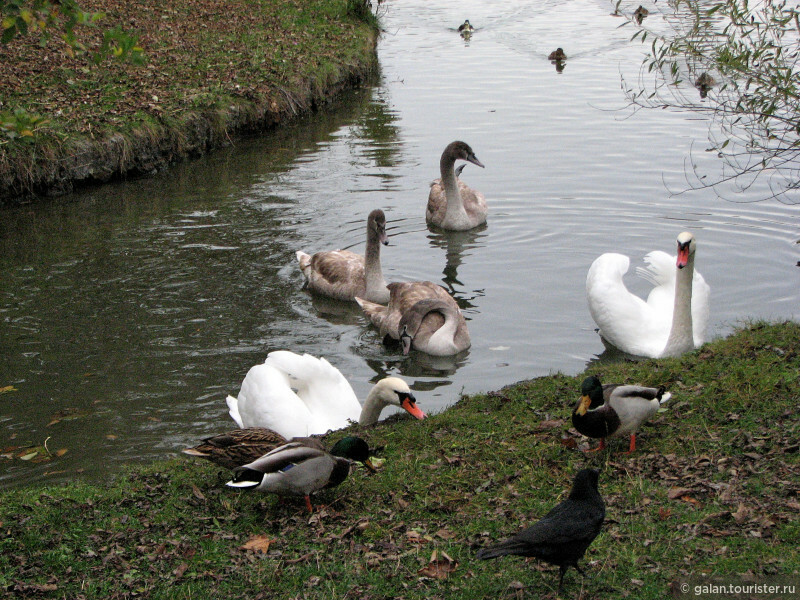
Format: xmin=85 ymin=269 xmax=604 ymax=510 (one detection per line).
xmin=1 ymin=0 xmax=798 ymax=489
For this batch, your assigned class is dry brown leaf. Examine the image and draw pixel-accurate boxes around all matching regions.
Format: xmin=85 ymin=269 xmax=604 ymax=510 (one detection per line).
xmin=732 ymin=503 xmax=750 ymax=524
xmin=667 ymin=487 xmax=692 ymax=500
xmin=240 ymin=535 xmax=273 ymax=553
xmin=173 ymin=562 xmax=188 ymax=579
xmin=418 ymin=549 xmax=458 ymax=579
xmin=191 ymin=484 xmax=206 ymax=501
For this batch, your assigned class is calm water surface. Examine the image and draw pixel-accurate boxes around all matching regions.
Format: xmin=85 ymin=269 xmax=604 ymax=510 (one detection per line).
xmin=1 ymin=0 xmax=798 ymax=488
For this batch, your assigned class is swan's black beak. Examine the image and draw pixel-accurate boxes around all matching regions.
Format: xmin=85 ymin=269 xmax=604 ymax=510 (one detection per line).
xmin=468 ymin=153 xmax=485 ymax=169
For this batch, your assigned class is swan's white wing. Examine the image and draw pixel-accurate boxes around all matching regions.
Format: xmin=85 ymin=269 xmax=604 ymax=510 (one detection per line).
xmin=690 ymin=270 xmax=711 ymax=346
xmin=586 ymin=253 xmax=669 ymax=357
xmin=640 ymin=251 xmax=676 ymax=316
xmin=234 ymin=362 xmax=314 ymax=438
xmin=264 ymin=351 xmax=361 ymax=434
xmin=226 ymin=395 xmax=244 ymax=428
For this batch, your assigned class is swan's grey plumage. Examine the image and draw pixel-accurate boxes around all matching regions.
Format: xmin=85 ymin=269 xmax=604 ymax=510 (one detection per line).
xmin=426 ymin=141 xmax=487 ymax=231
xmin=356 ymin=281 xmax=469 ymax=356
xmin=296 ymin=209 xmax=390 ymax=303
xmin=398 ymin=298 xmax=471 ymax=356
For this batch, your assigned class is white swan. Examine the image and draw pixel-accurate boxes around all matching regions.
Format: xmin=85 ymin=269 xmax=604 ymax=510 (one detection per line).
xmin=586 ymin=231 xmax=710 ymax=358
xmin=226 ymin=351 xmax=425 ymax=438
xmin=356 ymin=281 xmax=470 ymax=356
xmin=426 ymin=141 xmax=487 ymax=231
xmin=296 ymin=209 xmax=390 ymax=303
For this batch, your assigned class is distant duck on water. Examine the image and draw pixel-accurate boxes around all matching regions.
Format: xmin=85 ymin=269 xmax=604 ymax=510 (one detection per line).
xmin=458 ymin=20 xmax=475 ymax=34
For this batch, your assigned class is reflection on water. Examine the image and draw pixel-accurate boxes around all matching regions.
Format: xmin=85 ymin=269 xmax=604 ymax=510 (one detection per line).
xmin=0 ymin=0 xmax=798 ymax=489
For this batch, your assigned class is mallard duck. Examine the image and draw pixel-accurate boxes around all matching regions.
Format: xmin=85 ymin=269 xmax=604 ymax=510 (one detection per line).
xmin=356 ymin=281 xmax=470 ymax=356
xmin=296 ymin=209 xmax=390 ymax=303
xmin=476 ymin=469 xmax=605 ymax=594
xmin=225 ymin=437 xmax=375 ymax=512
xmin=586 ymin=231 xmax=710 ymax=358
xmin=426 ymin=141 xmax=487 ymax=231
xmin=695 ymin=72 xmax=716 ymax=98
xmin=634 ymin=5 xmax=649 ymax=23
xmin=226 ymin=351 xmax=425 ymax=437
xmin=572 ymin=375 xmax=671 ymax=453
xmin=548 ymin=48 xmax=567 ymax=61
xmin=182 ymin=427 xmax=324 ymax=470
xmin=458 ymin=20 xmax=475 ymax=34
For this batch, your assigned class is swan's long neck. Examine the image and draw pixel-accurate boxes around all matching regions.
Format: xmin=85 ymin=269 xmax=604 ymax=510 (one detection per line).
xmin=441 ymin=153 xmax=466 ymax=223
xmin=426 ymin=308 xmax=460 ymax=354
xmin=358 ymin=387 xmax=388 ymax=426
xmin=662 ymin=253 xmax=695 ymax=357
xmin=364 ymin=225 xmax=386 ymax=298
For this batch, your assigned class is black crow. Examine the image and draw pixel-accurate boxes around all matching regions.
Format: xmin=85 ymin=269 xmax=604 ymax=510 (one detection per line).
xmin=476 ymin=468 xmax=605 ymax=593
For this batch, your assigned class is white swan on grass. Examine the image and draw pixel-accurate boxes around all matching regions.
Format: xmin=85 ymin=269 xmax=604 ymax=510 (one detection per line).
xmin=226 ymin=351 xmax=426 ymax=438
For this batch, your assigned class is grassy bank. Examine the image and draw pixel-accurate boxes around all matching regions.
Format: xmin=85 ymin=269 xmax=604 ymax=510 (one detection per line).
xmin=1 ymin=321 xmax=798 ymax=598
xmin=0 ymin=0 xmax=379 ymax=203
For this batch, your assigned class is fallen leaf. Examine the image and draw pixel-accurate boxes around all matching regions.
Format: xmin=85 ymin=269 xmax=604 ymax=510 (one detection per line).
xmin=191 ymin=484 xmax=206 ymax=501
xmin=560 ymin=436 xmax=578 ymax=449
xmin=240 ymin=535 xmax=273 ymax=553
xmin=732 ymin=503 xmax=749 ymax=524
xmin=173 ymin=562 xmax=188 ymax=579
xmin=668 ymin=487 xmax=692 ymax=500
xmin=418 ymin=549 xmax=458 ymax=579
xmin=536 ymin=419 xmax=564 ymax=431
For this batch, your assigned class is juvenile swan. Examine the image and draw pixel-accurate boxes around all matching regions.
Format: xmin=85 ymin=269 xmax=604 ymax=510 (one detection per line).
xmin=426 ymin=141 xmax=487 ymax=231
xmin=356 ymin=281 xmax=470 ymax=356
xmin=586 ymin=231 xmax=710 ymax=358
xmin=296 ymin=209 xmax=390 ymax=303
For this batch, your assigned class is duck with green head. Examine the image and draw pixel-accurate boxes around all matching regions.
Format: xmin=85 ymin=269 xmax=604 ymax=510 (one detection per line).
xmin=572 ymin=375 xmax=671 ymax=453
xmin=225 ymin=436 xmax=375 ymax=512
xmin=458 ymin=20 xmax=475 ymax=34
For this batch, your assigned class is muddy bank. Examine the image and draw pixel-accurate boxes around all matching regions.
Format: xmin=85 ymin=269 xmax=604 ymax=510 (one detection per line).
xmin=0 ymin=59 xmax=378 ymax=205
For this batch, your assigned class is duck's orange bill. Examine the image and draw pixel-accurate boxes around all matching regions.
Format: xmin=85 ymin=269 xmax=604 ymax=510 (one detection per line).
xmin=401 ymin=397 xmax=426 ymax=420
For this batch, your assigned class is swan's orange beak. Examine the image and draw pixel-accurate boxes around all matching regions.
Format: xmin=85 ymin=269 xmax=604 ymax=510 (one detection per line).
xmin=401 ymin=395 xmax=426 ymax=420
xmin=676 ymin=243 xmax=691 ymax=269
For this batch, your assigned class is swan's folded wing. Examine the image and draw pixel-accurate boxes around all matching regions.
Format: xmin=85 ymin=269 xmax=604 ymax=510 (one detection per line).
xmin=691 ymin=270 xmax=711 ymax=346
xmin=264 ymin=351 xmax=361 ymax=433
xmin=237 ymin=362 xmax=313 ymax=438
xmin=586 ymin=253 xmax=667 ymax=357
xmin=640 ymin=251 xmax=676 ymax=315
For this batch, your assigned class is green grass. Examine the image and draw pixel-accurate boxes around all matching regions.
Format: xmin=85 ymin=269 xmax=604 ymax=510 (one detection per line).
xmin=0 ymin=0 xmax=380 ymax=201
xmin=1 ymin=321 xmax=798 ymax=599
